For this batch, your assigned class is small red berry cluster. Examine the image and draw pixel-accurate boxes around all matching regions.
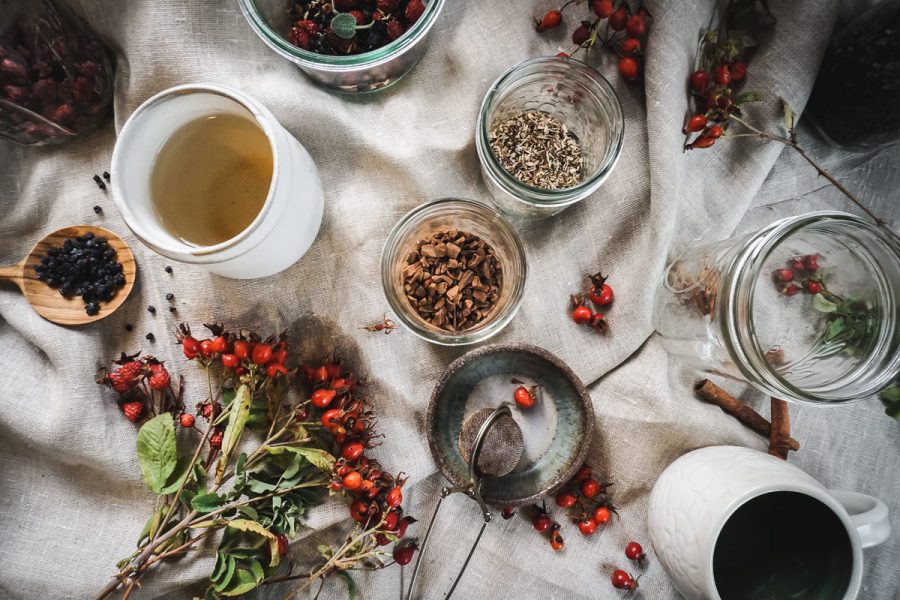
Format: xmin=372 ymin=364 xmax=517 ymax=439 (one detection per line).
xmin=683 ymin=35 xmax=759 ymax=149
xmin=97 ymin=353 xmax=177 ymax=423
xmin=175 ymin=323 xmax=293 ymax=455
xmin=176 ymin=322 xmax=290 ymax=381
xmin=609 ymin=541 xmax=647 ymax=593
xmin=302 ymin=359 xmax=418 ymax=567
xmin=571 ymin=271 xmax=614 ymax=331
xmin=557 ymin=465 xmax=616 ymax=537
xmin=535 ymin=1 xmax=651 ymax=82
xmin=773 ymin=253 xmax=823 ymax=297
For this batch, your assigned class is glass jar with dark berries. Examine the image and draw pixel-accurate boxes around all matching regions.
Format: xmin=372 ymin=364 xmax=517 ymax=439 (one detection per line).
xmin=652 ymin=212 xmax=900 ymax=404
xmin=0 ymin=0 xmax=115 ymax=146
xmin=806 ymin=1 xmax=900 ymax=151
xmin=238 ymin=0 xmax=446 ymax=93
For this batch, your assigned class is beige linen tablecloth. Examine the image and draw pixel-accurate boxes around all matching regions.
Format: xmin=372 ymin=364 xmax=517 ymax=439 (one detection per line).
xmin=1 ymin=0 xmax=899 ymax=598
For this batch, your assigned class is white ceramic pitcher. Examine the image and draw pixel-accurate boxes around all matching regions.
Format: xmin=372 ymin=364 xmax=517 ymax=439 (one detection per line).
xmin=111 ymin=84 xmax=324 ymax=279
xmin=648 ymin=446 xmax=890 ymax=600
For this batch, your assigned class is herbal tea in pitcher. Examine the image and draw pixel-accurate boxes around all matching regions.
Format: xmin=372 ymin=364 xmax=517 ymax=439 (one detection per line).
xmin=150 ymin=113 xmax=273 ymax=247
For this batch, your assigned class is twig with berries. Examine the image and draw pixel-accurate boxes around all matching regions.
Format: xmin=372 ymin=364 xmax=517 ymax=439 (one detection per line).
xmin=535 ymin=1 xmax=652 ymax=82
xmin=95 ymin=325 xmax=415 ymax=600
xmin=682 ymin=2 xmax=899 ymax=243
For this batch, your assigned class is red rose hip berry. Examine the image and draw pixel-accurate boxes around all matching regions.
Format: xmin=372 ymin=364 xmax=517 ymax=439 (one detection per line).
xmin=180 ymin=413 xmax=195 ymax=428
xmin=555 ymin=490 xmax=577 ymax=508
xmin=513 ymin=385 xmax=536 ymax=409
xmin=618 ymin=56 xmax=640 ymax=81
xmin=122 ymin=401 xmax=145 ymax=423
xmin=625 ymin=541 xmax=645 ymax=561
xmin=535 ymin=10 xmax=562 ymax=32
xmin=713 ymin=64 xmax=731 ymax=85
xmin=805 ymin=281 xmax=823 ymax=294
xmin=578 ymin=517 xmax=598 ymax=536
xmin=572 ymin=305 xmax=593 ymax=325
xmin=689 ymin=70 xmax=710 ymax=93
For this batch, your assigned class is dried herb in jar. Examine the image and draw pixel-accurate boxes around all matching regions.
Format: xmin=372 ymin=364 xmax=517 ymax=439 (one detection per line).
xmin=403 ymin=230 xmax=502 ymax=332
xmin=488 ymin=110 xmax=584 ymax=189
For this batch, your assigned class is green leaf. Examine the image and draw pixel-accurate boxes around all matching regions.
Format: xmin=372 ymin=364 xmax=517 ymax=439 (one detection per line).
xmin=337 ymin=571 xmax=357 ymax=600
xmin=812 ymin=292 xmax=840 ymax=313
xmin=214 ymin=555 xmax=237 ymax=592
xmin=216 ymin=384 xmax=253 ymax=483
xmin=211 ymin=551 xmax=228 ymax=582
xmin=228 ymin=519 xmax=275 ymax=539
xmin=331 ymin=12 xmax=357 ymax=40
xmin=136 ymin=414 xmax=178 ymax=494
xmin=246 ymin=478 xmax=278 ymax=494
xmin=265 ymin=445 xmax=335 ymax=471
xmin=220 ymin=568 xmax=259 ymax=596
xmin=191 ymin=492 xmax=226 ymax=514
xmin=236 ymin=505 xmax=259 ymax=520
xmin=880 ymin=385 xmax=900 ymax=403
xmin=159 ymin=454 xmax=196 ymax=495
xmin=248 ymin=559 xmax=265 ymax=583
xmin=735 ymin=91 xmax=763 ymax=105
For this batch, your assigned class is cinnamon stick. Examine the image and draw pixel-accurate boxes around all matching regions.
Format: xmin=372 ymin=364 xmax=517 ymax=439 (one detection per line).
xmin=768 ymin=397 xmax=792 ymax=460
xmin=694 ymin=379 xmax=799 ymax=451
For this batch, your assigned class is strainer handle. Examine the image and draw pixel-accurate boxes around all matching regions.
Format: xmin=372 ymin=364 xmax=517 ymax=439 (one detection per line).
xmin=405 ymin=485 xmax=490 ymax=600
xmin=406 ymin=406 xmax=511 ymax=599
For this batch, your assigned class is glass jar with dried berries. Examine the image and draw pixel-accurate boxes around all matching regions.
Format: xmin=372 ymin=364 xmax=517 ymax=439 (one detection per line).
xmin=238 ymin=0 xmax=446 ymax=93
xmin=0 ymin=0 xmax=114 ymax=146
xmin=653 ymin=212 xmax=900 ymax=404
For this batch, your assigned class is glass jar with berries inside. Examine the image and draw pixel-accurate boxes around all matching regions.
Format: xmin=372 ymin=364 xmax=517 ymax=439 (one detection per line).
xmin=0 ymin=0 xmax=115 ymax=146
xmin=652 ymin=212 xmax=900 ymax=405
xmin=238 ymin=0 xmax=446 ymax=93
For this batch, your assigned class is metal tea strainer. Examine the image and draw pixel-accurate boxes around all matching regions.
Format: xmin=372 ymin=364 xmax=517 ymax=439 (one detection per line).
xmin=407 ymin=403 xmax=525 ymax=599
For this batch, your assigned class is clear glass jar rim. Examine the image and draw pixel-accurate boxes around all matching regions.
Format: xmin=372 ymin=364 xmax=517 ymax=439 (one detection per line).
xmin=722 ymin=211 xmax=900 ymax=404
xmin=380 ymin=198 xmax=528 ymax=346
xmin=477 ymin=56 xmax=625 ymax=206
xmin=238 ymin=0 xmax=446 ymax=70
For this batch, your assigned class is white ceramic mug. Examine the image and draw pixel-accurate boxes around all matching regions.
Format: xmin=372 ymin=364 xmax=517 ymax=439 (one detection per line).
xmin=111 ymin=84 xmax=324 ymax=279
xmin=648 ymin=446 xmax=890 ymax=600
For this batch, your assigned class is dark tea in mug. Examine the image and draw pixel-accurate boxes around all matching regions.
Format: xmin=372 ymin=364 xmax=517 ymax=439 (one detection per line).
xmin=713 ymin=491 xmax=853 ymax=599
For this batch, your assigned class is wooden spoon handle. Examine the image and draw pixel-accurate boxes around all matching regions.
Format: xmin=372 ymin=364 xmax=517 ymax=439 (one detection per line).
xmin=0 ymin=264 xmax=25 ymax=291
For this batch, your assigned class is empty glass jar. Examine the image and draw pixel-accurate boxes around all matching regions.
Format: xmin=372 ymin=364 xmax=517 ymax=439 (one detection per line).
xmin=476 ymin=56 xmax=624 ymax=219
xmin=0 ymin=0 xmax=114 ymax=146
xmin=653 ymin=212 xmax=900 ymax=404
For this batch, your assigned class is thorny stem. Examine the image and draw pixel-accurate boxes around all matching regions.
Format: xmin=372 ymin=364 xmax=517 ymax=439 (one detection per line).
xmin=726 ymin=113 xmax=900 ymax=243
xmin=278 ymin=522 xmax=387 ymax=600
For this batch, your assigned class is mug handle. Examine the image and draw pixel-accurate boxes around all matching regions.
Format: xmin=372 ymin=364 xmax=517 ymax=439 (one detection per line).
xmin=830 ymin=489 xmax=891 ymax=549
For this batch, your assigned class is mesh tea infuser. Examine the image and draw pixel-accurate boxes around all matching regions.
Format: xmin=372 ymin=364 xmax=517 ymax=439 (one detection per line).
xmin=407 ymin=403 xmax=524 ymax=599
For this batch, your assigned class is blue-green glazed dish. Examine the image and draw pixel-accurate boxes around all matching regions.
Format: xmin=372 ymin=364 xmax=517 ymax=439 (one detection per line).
xmin=427 ymin=343 xmax=594 ymax=506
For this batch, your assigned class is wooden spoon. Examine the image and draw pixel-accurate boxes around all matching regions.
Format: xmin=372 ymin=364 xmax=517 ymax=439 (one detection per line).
xmin=0 ymin=225 xmax=136 ymax=326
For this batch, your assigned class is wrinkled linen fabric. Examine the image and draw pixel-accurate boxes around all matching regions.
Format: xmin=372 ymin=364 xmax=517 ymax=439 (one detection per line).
xmin=1 ymin=0 xmax=899 ymax=598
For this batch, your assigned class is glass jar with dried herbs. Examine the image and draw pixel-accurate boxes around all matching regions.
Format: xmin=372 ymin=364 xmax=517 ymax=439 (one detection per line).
xmin=476 ymin=56 xmax=624 ymax=219
xmin=653 ymin=212 xmax=900 ymax=405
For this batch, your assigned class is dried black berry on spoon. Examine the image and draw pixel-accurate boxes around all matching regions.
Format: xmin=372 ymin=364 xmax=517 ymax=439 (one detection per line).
xmin=32 ymin=231 xmax=125 ymax=315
